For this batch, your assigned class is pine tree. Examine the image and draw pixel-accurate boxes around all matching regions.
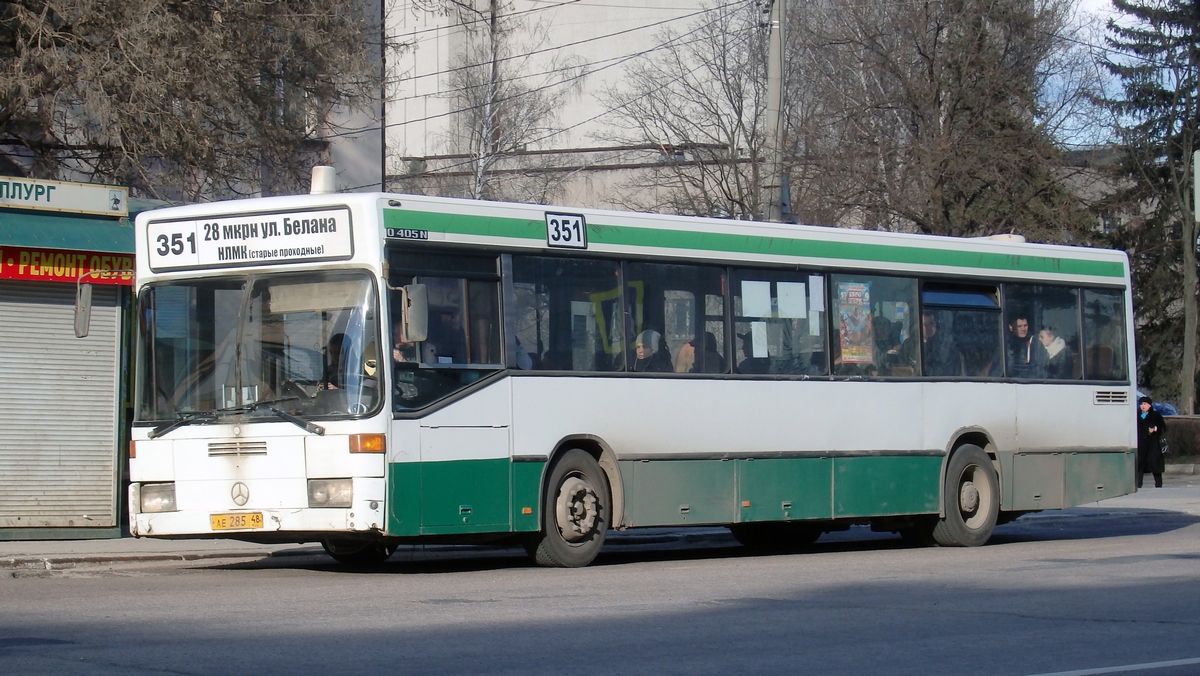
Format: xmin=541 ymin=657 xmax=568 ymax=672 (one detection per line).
xmin=1103 ymin=0 xmax=1200 ymax=413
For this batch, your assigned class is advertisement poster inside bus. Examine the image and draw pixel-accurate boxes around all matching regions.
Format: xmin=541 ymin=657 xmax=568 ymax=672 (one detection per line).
xmin=838 ymin=281 xmax=874 ymax=364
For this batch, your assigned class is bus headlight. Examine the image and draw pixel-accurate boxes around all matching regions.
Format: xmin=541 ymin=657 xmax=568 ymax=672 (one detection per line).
xmin=308 ymin=479 xmax=353 ymax=508
xmin=140 ymin=483 xmax=177 ymax=513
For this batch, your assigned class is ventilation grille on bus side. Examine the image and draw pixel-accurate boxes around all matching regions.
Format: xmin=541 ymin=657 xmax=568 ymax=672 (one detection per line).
xmin=208 ymin=441 xmax=268 ymax=456
xmin=1093 ymin=390 xmax=1129 ymax=405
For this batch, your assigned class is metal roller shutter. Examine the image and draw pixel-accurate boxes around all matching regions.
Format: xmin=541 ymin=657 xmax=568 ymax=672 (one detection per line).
xmin=0 ymin=281 xmax=119 ymax=528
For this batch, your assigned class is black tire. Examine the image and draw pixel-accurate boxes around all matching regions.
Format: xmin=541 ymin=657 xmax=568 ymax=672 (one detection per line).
xmin=321 ymin=538 xmax=396 ymax=564
xmin=729 ymin=522 xmax=822 ymax=552
xmin=932 ymin=445 xmax=999 ymax=547
xmin=525 ymin=449 xmax=611 ymax=568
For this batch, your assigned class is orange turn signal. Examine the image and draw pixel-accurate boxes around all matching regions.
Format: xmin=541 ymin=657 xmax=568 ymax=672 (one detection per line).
xmin=128 ymin=441 xmax=137 ymax=459
xmin=349 ymin=433 xmax=385 ymax=454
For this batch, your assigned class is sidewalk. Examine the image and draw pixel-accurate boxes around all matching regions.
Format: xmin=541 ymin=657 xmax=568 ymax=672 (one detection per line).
xmin=1073 ymin=472 xmax=1200 ymax=516
xmin=0 ymin=527 xmax=733 ymax=572
xmin=0 ymin=537 xmax=321 ymax=571
xmin=1165 ymin=462 xmax=1198 ymax=475
xmin=3 ymin=475 xmax=1197 ymax=571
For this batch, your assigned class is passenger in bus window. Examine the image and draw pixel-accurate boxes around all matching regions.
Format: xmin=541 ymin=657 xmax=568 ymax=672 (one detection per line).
xmin=675 ymin=331 xmax=724 ymax=374
xmin=1006 ymin=313 xmax=1048 ymax=378
xmin=921 ymin=311 xmax=963 ymax=377
xmin=673 ymin=339 xmax=695 ymax=373
xmin=1038 ymin=326 xmax=1072 ymax=379
xmin=693 ymin=332 xmax=726 ymax=373
xmin=874 ymin=316 xmax=910 ymax=375
xmin=736 ymin=332 xmax=771 ymax=374
xmin=632 ymin=330 xmax=672 ymax=372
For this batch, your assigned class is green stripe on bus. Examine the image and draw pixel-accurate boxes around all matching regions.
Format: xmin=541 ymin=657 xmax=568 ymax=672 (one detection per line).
xmin=384 ymin=209 xmax=1126 ymax=279
xmin=384 ymin=451 xmax=1127 ymax=538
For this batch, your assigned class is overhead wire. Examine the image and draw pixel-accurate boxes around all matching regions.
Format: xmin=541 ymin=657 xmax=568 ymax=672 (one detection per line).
xmin=382 ymin=0 xmax=584 ymax=42
xmin=323 ymin=2 xmax=741 ymax=141
xmin=389 ymin=1 xmax=742 ymax=89
xmin=339 ymin=0 xmax=1157 ymax=189
xmin=343 ymin=36 xmax=715 ymax=191
xmin=347 ymin=0 xmax=1148 ymax=141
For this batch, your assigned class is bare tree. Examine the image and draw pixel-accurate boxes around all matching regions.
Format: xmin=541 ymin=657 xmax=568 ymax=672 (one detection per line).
xmin=397 ymin=0 xmax=583 ymax=203
xmin=598 ymin=2 xmax=771 ymax=221
xmin=601 ymin=0 xmax=1096 ymax=237
xmin=0 ymin=0 xmax=381 ymax=200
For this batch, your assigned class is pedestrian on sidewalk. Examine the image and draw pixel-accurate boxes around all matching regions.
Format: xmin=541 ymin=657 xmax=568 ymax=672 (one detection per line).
xmin=1136 ymin=395 xmax=1167 ymax=489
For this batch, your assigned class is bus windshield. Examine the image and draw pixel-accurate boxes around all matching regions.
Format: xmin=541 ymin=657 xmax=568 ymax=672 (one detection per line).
xmin=137 ymin=270 xmax=382 ymax=423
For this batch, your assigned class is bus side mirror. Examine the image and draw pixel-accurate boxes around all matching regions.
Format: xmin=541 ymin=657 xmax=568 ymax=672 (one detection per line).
xmin=74 ymin=282 xmax=94 ymax=338
xmin=401 ymin=284 xmax=428 ymax=342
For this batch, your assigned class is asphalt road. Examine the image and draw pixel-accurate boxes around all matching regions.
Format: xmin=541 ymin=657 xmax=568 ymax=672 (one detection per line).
xmin=2 ymin=479 xmax=1200 ymax=676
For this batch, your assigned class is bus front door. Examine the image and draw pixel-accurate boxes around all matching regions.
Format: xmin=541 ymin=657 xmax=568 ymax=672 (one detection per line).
xmin=418 ymin=423 xmax=512 ymax=534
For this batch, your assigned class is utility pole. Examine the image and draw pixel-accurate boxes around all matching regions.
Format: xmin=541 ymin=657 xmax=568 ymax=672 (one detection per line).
xmin=380 ymin=0 xmax=388 ymax=192
xmin=763 ymin=0 xmax=786 ymax=222
xmin=1188 ymin=147 xmax=1200 ymax=414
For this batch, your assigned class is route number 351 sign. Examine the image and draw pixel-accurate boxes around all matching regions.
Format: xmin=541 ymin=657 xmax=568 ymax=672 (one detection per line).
xmin=545 ymin=212 xmax=587 ymax=249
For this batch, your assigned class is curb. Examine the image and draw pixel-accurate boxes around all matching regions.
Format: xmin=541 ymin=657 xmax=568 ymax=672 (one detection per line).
xmin=0 ymin=529 xmax=732 ymax=571
xmin=1165 ymin=464 xmax=1196 ymax=475
xmin=0 ymin=547 xmax=322 ymax=571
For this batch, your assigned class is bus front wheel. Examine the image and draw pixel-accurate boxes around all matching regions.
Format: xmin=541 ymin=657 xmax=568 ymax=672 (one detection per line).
xmin=932 ymin=445 xmax=999 ymax=547
xmin=526 ymin=449 xmax=610 ymax=568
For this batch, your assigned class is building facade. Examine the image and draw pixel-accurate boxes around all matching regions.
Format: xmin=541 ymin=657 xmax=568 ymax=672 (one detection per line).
xmin=0 ymin=178 xmax=138 ymax=539
xmin=383 ymin=0 xmax=715 ymax=208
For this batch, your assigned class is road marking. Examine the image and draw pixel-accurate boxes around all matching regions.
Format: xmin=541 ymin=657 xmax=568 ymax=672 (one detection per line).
xmin=1029 ymin=657 xmax=1200 ymax=675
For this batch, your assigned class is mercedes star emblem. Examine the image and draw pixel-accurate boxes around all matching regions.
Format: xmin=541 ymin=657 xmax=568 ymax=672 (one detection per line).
xmin=231 ymin=482 xmax=250 ymax=506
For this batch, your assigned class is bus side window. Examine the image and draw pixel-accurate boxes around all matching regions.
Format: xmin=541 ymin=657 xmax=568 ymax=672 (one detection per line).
xmin=1005 ymin=284 xmax=1083 ymax=380
xmin=830 ymin=274 xmax=917 ymax=377
xmin=626 ymin=262 xmax=726 ymax=375
xmin=732 ymin=270 xmax=826 ymax=376
xmin=510 ymin=256 xmax=624 ymax=372
xmin=920 ymin=283 xmax=1001 ymax=378
xmin=1082 ymin=288 xmax=1127 ymax=381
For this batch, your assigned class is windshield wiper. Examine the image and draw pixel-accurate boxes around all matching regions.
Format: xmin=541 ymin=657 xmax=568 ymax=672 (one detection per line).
xmin=221 ymin=396 xmax=325 ymax=436
xmin=264 ymin=406 xmax=325 ymax=436
xmin=149 ymin=411 xmax=216 ymax=439
xmin=148 ymin=395 xmax=323 ymax=439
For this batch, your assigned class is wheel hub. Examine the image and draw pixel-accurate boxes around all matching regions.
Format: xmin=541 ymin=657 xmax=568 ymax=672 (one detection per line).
xmin=555 ymin=476 xmax=598 ymax=542
xmin=959 ymin=480 xmax=980 ymax=513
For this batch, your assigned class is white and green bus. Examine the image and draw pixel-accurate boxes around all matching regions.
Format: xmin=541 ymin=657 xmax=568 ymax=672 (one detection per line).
xmin=122 ymin=168 xmax=1135 ymax=567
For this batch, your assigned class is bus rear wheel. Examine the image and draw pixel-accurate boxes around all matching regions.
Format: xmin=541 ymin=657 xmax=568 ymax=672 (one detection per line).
xmin=526 ymin=449 xmax=610 ymax=568
xmin=932 ymin=445 xmax=999 ymax=547
xmin=321 ymin=538 xmax=396 ymax=565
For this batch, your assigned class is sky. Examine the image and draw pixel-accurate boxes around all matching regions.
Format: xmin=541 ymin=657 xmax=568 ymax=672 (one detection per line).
xmin=1076 ymin=0 xmax=1119 ymax=24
